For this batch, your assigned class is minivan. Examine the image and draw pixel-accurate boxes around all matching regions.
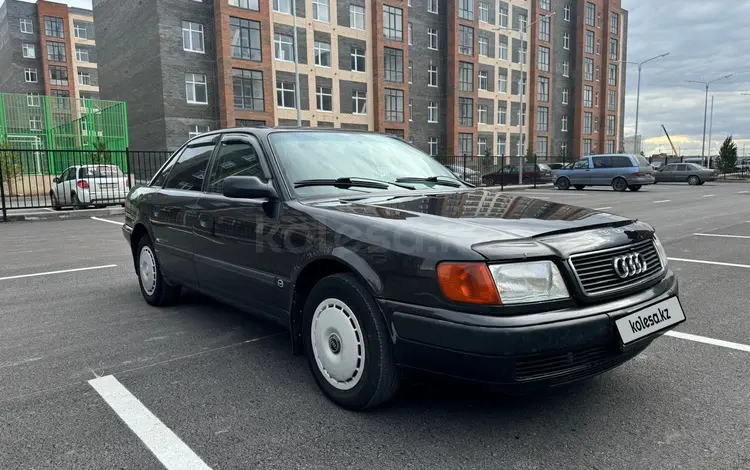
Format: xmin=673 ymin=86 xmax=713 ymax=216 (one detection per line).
xmin=554 ymin=154 xmax=655 ymax=191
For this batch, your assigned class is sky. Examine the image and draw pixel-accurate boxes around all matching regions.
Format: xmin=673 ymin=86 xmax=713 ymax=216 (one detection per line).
xmin=9 ymin=0 xmax=750 ymax=157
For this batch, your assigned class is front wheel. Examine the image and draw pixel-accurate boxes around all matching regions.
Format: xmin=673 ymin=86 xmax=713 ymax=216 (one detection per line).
xmin=303 ymin=273 xmax=400 ymax=411
xmin=612 ymin=178 xmax=628 ymax=192
xmin=136 ymin=235 xmax=181 ymax=306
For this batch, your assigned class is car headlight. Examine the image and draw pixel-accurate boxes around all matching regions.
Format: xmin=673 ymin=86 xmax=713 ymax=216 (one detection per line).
xmin=488 ymin=261 xmax=569 ymax=304
xmin=653 ymin=235 xmax=668 ymax=268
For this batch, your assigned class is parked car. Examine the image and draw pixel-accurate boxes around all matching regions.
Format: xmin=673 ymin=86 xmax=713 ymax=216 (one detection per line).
xmin=554 ymin=154 xmax=655 ymax=192
xmin=654 ymin=163 xmax=717 ymax=185
xmin=50 ymin=164 xmax=130 ymax=209
xmin=482 ymin=163 xmax=553 ymax=186
xmin=548 ymin=162 xmax=572 ymax=170
xmin=445 ymin=164 xmax=481 ymax=186
xmin=123 ymin=128 xmax=684 ymax=410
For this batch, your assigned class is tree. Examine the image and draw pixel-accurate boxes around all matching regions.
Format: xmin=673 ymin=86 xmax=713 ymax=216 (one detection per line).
xmin=716 ymin=135 xmax=738 ymax=173
xmin=0 ymin=140 xmax=21 ymax=196
xmin=90 ymin=137 xmax=110 ymax=164
xmin=525 ymin=144 xmax=535 ymax=163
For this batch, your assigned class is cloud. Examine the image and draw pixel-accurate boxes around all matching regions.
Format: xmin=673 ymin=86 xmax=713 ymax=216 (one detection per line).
xmin=622 ymin=0 xmax=750 ymax=157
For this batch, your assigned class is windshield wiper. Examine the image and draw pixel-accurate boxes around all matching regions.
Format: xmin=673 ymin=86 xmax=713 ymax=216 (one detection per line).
xmin=395 ymin=176 xmax=462 ymax=187
xmin=293 ymin=177 xmax=415 ymax=190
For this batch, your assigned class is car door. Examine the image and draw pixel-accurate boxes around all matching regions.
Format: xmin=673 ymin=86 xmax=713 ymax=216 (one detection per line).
xmin=590 ymin=156 xmax=614 ymax=185
xmin=674 ymin=164 xmax=688 ymax=182
xmin=148 ymin=135 xmax=218 ymax=289
xmin=569 ymin=157 xmax=591 ymax=185
xmin=53 ymin=168 xmax=71 ymax=204
xmin=192 ymin=133 xmax=287 ymax=320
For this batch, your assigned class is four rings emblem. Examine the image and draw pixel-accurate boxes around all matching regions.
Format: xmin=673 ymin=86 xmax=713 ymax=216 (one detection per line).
xmin=612 ymin=253 xmax=648 ymax=279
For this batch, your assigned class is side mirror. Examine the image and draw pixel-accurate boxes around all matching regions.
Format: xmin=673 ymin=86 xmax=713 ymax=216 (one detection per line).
xmin=52 ymin=177 xmax=60 ymax=183
xmin=222 ymin=176 xmax=278 ymax=200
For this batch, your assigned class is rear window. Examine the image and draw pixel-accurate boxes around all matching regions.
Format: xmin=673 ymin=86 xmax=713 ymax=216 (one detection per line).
xmin=80 ymin=166 xmax=124 ymax=178
xmin=634 ymin=155 xmax=651 ymax=167
xmin=537 ymin=163 xmax=552 ymax=171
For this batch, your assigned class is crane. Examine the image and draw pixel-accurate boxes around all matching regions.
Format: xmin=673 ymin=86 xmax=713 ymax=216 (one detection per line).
xmin=661 ymin=125 xmax=679 ymax=161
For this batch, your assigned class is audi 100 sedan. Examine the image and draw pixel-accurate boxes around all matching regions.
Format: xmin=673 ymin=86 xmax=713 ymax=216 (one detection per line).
xmin=122 ymin=128 xmax=686 ymax=410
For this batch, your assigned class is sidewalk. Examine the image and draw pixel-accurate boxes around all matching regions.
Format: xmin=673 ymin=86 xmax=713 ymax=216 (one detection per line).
xmin=1 ymin=206 xmax=125 ymax=223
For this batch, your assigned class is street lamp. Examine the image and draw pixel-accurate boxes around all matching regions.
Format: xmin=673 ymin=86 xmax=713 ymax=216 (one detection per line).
xmin=498 ymin=11 xmax=555 ymax=184
xmin=291 ymin=1 xmax=302 ymax=126
xmin=618 ymin=52 xmax=669 ymax=155
xmin=686 ymin=74 xmax=732 ymax=158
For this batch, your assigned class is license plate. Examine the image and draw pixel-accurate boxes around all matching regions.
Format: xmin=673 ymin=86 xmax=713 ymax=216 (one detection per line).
xmin=615 ymin=297 xmax=686 ymax=345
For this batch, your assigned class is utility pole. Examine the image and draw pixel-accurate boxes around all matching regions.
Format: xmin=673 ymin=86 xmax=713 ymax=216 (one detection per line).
xmin=707 ymin=95 xmax=714 ymax=166
xmin=292 ymin=0 xmax=302 ymax=126
xmin=686 ymin=74 xmax=732 ymax=159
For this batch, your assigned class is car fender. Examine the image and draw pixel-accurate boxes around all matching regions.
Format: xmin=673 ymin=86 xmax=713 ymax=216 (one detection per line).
xmin=290 ymin=247 xmax=384 ymax=296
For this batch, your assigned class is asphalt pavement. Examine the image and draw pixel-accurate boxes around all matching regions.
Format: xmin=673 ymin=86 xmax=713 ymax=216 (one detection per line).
xmin=1 ymin=182 xmax=749 ymax=470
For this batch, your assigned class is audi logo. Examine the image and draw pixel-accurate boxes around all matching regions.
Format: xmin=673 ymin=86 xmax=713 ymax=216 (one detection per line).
xmin=612 ymin=253 xmax=648 ymax=279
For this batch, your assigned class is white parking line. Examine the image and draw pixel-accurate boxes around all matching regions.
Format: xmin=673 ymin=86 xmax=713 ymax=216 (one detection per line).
xmin=702 ymin=194 xmax=715 ymax=198
xmin=654 ymin=200 xmax=671 ymax=204
xmin=665 ymin=331 xmax=750 ymax=353
xmin=668 ymin=258 xmax=750 ymax=269
xmin=594 ymin=206 xmax=613 ymax=210
xmin=693 ymin=233 xmax=750 ymax=240
xmin=89 ymin=375 xmax=212 ymax=470
xmin=91 ymin=216 xmax=124 ymax=226
xmin=738 ymin=190 xmax=749 ymax=194
xmin=0 ymin=264 xmax=117 ymax=281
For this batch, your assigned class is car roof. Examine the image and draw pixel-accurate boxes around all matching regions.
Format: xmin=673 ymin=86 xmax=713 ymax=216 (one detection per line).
xmin=187 ymin=126 xmax=390 ymax=143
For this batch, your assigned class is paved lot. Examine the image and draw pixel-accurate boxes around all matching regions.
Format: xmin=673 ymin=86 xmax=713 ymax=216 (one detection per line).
xmin=1 ymin=183 xmax=749 ymax=470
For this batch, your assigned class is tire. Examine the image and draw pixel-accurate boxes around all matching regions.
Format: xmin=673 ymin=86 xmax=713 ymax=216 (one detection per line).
xmin=50 ymin=191 xmax=62 ymax=211
xmin=612 ymin=177 xmax=628 ymax=192
xmin=136 ymin=235 xmax=181 ymax=307
xmin=95 ymin=204 xmax=107 ymax=209
xmin=574 ymin=185 xmax=585 ymax=190
xmin=522 ymin=176 xmax=532 ymax=185
xmin=71 ymin=192 xmax=83 ymax=209
xmin=688 ymin=175 xmax=700 ymax=186
xmin=628 ymin=185 xmax=641 ymax=192
xmin=303 ymin=273 xmax=400 ymax=411
xmin=482 ymin=177 xmax=494 ymax=186
xmin=556 ymin=177 xmax=571 ymax=190
xmin=698 ymin=181 xmax=705 ymax=186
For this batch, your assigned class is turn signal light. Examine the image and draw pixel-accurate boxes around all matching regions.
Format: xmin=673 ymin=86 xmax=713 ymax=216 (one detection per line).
xmin=77 ymin=180 xmax=89 ymax=189
xmin=436 ymin=262 xmax=501 ymax=305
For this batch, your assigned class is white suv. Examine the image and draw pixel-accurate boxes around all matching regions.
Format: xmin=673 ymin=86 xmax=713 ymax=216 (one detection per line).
xmin=50 ymin=164 xmax=130 ymax=209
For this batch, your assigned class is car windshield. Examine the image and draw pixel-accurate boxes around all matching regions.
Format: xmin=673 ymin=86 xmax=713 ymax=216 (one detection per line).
xmin=268 ymin=132 xmax=462 ymax=197
xmin=81 ymin=165 xmax=124 ymax=178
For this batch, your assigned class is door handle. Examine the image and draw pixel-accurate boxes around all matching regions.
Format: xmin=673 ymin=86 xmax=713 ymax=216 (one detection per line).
xmin=198 ymin=214 xmax=213 ymax=229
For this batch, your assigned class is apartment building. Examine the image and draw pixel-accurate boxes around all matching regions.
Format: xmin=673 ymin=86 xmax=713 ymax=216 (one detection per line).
xmin=527 ymin=0 xmax=628 ymax=158
xmin=0 ymin=0 xmax=99 ymax=102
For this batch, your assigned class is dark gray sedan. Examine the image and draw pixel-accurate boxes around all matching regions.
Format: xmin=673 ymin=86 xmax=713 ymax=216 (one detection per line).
xmin=654 ymin=163 xmax=717 ymax=185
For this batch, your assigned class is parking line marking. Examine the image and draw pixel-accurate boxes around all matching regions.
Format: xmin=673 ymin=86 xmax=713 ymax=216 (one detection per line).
xmin=702 ymin=194 xmax=715 ymax=198
xmin=668 ymin=257 xmax=750 ymax=269
xmin=693 ymin=233 xmax=750 ymax=240
xmin=0 ymin=264 xmax=117 ymax=281
xmin=91 ymin=216 xmax=124 ymax=226
xmin=654 ymin=200 xmax=671 ymax=204
xmin=594 ymin=206 xmax=612 ymax=210
xmin=89 ymin=375 xmax=212 ymax=470
xmin=665 ymin=331 xmax=750 ymax=353
xmin=738 ymin=190 xmax=749 ymax=194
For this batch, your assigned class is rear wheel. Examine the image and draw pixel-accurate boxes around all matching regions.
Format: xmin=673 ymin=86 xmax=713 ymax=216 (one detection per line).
xmin=556 ymin=177 xmax=571 ymax=190
xmin=612 ymin=177 xmax=628 ymax=192
xmin=522 ymin=176 xmax=532 ymax=185
xmin=482 ymin=177 xmax=494 ymax=186
xmin=50 ymin=191 xmax=62 ymax=211
xmin=574 ymin=185 xmax=585 ymax=190
xmin=687 ymin=175 xmax=700 ymax=185
xmin=628 ymin=185 xmax=642 ymax=191
xmin=136 ymin=235 xmax=181 ymax=307
xmin=71 ymin=192 xmax=82 ymax=209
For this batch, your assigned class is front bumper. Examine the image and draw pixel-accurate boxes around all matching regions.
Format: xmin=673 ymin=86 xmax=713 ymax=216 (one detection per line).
xmin=381 ymin=271 xmax=679 ymax=388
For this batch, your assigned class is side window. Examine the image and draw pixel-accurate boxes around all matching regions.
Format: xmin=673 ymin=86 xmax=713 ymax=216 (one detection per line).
xmin=611 ymin=156 xmax=633 ymax=168
xmin=592 ymin=156 xmax=613 ymax=168
xmin=58 ymin=169 xmax=69 ymax=181
xmin=163 ymin=142 xmax=216 ymax=191
xmin=676 ymin=164 xmax=687 ymax=171
xmin=573 ymin=158 xmax=589 ymax=170
xmin=207 ymin=139 xmax=267 ymax=194
xmin=151 ymin=149 xmax=184 ymax=187
xmin=66 ymin=168 xmax=78 ymax=180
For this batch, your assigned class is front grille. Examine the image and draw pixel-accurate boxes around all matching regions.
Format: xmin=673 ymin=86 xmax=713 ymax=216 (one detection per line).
xmin=514 ymin=345 xmax=614 ymax=381
xmin=569 ymin=239 xmax=663 ymax=297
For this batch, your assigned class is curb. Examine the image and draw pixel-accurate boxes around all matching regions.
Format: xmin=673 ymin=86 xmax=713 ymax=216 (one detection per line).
xmin=715 ymin=179 xmax=750 ymax=184
xmin=2 ymin=207 xmax=124 ymax=223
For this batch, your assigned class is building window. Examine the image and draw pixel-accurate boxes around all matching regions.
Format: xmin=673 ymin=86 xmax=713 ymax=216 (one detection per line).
xmin=536 ymin=107 xmax=548 ymax=132
xmin=458 ymin=133 xmax=473 ymax=156
xmin=232 ymin=69 xmax=263 ymax=110
xmin=585 ymin=30 xmax=594 ymax=54
xmin=428 ymin=137 xmax=438 ymax=156
xmin=607 ymin=115 xmax=616 ymax=136
xmin=428 ymin=28 xmax=438 ymax=50
xmin=536 ymin=136 xmax=548 ymax=156
xmin=76 ymin=47 xmax=89 ymax=62
xmin=458 ymin=62 xmax=473 ymax=91
xmin=478 ymin=104 xmax=487 ymax=124
xmin=22 ymin=43 xmax=35 ymax=58
xmin=518 ymin=13 xmax=527 ymax=31
xmin=607 ymin=140 xmax=615 ymax=153
xmin=181 ymin=22 xmax=204 ymax=53
xmin=561 ymin=115 xmax=568 ymax=132
xmin=538 ymin=16 xmax=549 ymax=42
xmin=188 ymin=125 xmax=211 ymax=139
xmin=479 ymin=36 xmax=489 ymax=56
xmin=276 ymin=81 xmax=295 ymax=108
xmin=458 ymin=0 xmax=474 ymax=20
xmin=608 ymin=90 xmax=617 ymax=111
xmin=584 ymin=85 xmax=593 ymax=107
xmin=29 ymin=116 xmax=43 ymax=131
xmin=428 ymin=61 xmax=438 ymax=86
xmin=350 ymin=5 xmax=365 ymax=30
xmin=409 ymin=99 xmax=413 ymax=121
xmin=584 ymin=58 xmax=593 ymax=80
xmin=583 ymin=139 xmax=592 ymax=155
xmin=497 ymin=134 xmax=506 ymax=155
xmin=185 ymin=73 xmax=208 ymax=104
xmin=478 ymin=70 xmax=488 ymax=90
xmin=609 ymin=64 xmax=617 ymax=85
xmin=538 ymin=76 xmax=549 ymax=102
xmin=564 ymin=5 xmax=571 ymax=21
xmin=477 ymin=137 xmax=487 ymax=155
xmin=584 ymin=112 xmax=593 ymax=134
xmin=27 ymin=93 xmax=41 ymax=107
xmin=561 ymin=87 xmax=569 ymax=105
xmin=314 ymin=40 xmax=331 ymax=67
xmin=384 ymin=88 xmax=404 ymax=122
xmin=611 ymin=13 xmax=619 ymax=35
xmin=316 ymin=86 xmax=333 ymax=111
xmin=408 ymin=61 xmax=413 ymax=83
xmin=24 ymin=68 xmax=38 ymax=83
xmin=74 ymin=22 xmax=88 ymax=39
xmin=383 ymin=6 xmax=403 ymax=41
xmin=499 ymin=5 xmax=508 ymax=27
xmin=274 ymin=33 xmax=294 ymax=61
xmin=230 ymin=0 xmax=260 ymax=10
xmin=479 ymin=1 xmax=490 ymax=22
xmin=273 ymin=0 xmax=292 ymax=14
xmin=351 ymin=47 xmax=365 ymax=72
xmin=428 ymin=101 xmax=438 ymax=123
xmin=586 ymin=2 xmax=595 ymax=27
xmin=20 ymin=18 xmax=33 ymax=34
xmin=563 ymin=61 xmax=569 ymax=77
xmin=408 ymin=22 xmax=413 ymax=45
xmin=610 ymin=38 xmax=618 ymax=61
xmin=230 ymin=18 xmax=261 ymax=61
xmin=498 ymin=36 xmax=508 ymax=60
xmin=353 ymin=90 xmax=367 ymax=114
xmin=313 ymin=0 xmax=330 ymax=22
xmin=538 ymin=46 xmax=550 ymax=72
xmin=49 ymin=65 xmax=68 ymax=86
xmin=47 ymin=41 xmax=66 ymax=62
xmin=458 ymin=97 xmax=473 ymax=127
xmin=498 ymin=72 xmax=507 ymax=93
xmin=384 ymin=47 xmax=404 ymax=82
xmin=78 ymin=71 xmax=91 ymax=86
xmin=428 ymin=0 xmax=438 ymax=14
xmin=498 ymin=101 xmax=507 ymax=124
xmin=595 ymin=66 xmax=600 ymax=81
xmin=458 ymin=25 xmax=473 ymax=56
xmin=563 ymin=33 xmax=570 ymax=50
xmin=44 ymin=16 xmax=64 ymax=38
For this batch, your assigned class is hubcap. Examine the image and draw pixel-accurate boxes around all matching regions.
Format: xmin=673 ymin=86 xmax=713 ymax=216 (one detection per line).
xmin=310 ymin=298 xmax=365 ymax=391
xmin=139 ymin=246 xmax=157 ymax=296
